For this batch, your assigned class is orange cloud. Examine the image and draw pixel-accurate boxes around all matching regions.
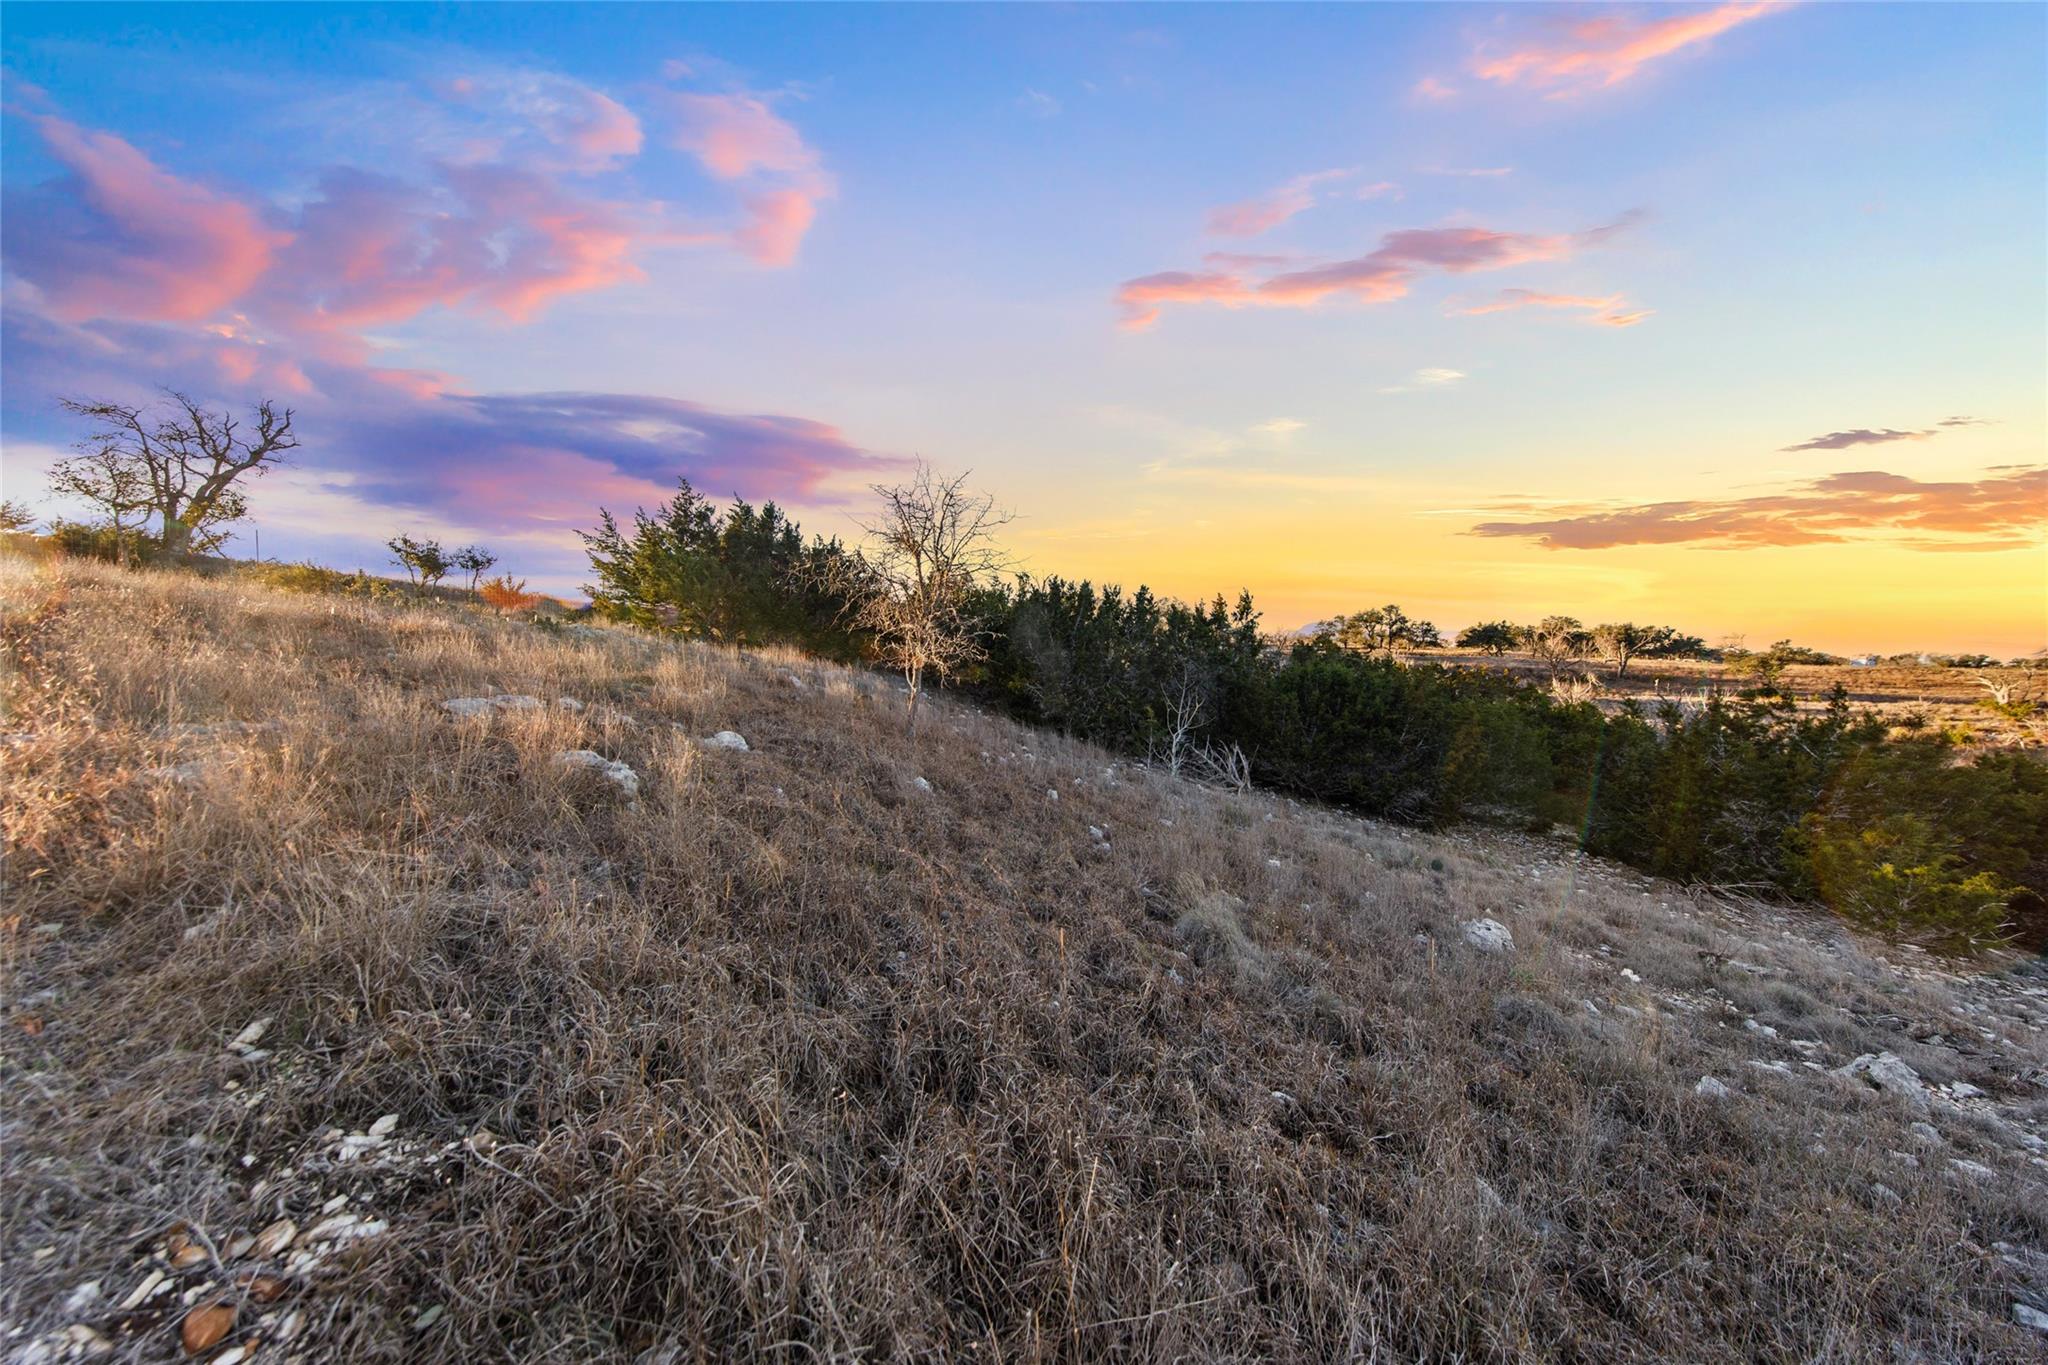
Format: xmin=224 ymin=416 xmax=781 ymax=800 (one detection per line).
xmin=9 ymin=114 xmax=287 ymax=323
xmin=1469 ymin=466 xmax=2047 ymax=551
xmin=1473 ymin=2 xmax=1782 ymax=97
xmin=1118 ymin=213 xmax=1641 ymax=330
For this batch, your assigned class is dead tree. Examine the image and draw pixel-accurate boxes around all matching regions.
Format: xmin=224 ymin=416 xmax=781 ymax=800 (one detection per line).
xmin=58 ymin=392 xmax=297 ymax=558
xmin=830 ymin=463 xmax=1013 ymax=729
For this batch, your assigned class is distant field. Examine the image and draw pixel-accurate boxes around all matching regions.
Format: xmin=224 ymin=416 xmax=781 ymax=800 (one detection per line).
xmin=1425 ymin=648 xmax=2044 ymax=747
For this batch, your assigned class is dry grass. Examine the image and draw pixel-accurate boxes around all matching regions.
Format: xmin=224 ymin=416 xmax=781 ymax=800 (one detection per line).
xmin=4 ymin=555 xmax=2047 ymax=1362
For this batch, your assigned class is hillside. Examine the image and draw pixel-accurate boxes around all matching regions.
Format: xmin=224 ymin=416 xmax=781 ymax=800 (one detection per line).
xmin=4 ymin=556 xmax=2047 ymax=1363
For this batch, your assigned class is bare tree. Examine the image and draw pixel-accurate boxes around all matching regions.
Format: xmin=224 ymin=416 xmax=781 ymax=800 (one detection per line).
xmin=58 ymin=392 xmax=297 ymax=558
xmin=832 ymin=463 xmax=1013 ymax=728
xmin=1151 ymin=660 xmax=1211 ymax=777
xmin=47 ymin=444 xmax=154 ymax=568
xmin=1592 ymin=622 xmax=1651 ymax=678
xmin=1524 ymin=615 xmax=1590 ymax=678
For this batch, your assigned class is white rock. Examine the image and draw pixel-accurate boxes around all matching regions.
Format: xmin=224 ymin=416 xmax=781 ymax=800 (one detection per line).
xmin=442 ymin=695 xmax=543 ymax=717
xmin=1460 ymin=918 xmax=1514 ymax=954
xmin=1046 ymin=788 xmax=1059 ymax=802
xmin=1947 ymin=1081 xmax=1987 ymax=1100
xmin=1835 ymin=1052 xmax=1929 ymax=1111
xmin=144 ymin=760 xmax=210 ymax=784
xmin=555 ymin=697 xmax=584 ymax=712
xmin=912 ymin=777 xmax=932 ymax=793
xmin=368 ymin=1113 xmax=400 ymax=1138
xmin=700 ymin=731 xmax=750 ymax=752
xmin=1948 ymin=1158 xmax=1997 ymax=1182
xmin=1696 ymin=1076 xmax=1732 ymax=1099
xmin=2015 ymin=1303 xmax=2048 ymax=1334
xmin=1909 ymin=1121 xmax=1943 ymax=1145
xmin=553 ymin=750 xmax=640 ymax=797
xmin=61 ymin=1281 xmax=102 ymax=1314
xmin=231 ymin=1017 xmax=273 ymax=1050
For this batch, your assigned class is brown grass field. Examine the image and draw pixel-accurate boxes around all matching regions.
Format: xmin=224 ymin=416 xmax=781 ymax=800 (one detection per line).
xmin=5 ymin=556 xmax=2048 ymax=1362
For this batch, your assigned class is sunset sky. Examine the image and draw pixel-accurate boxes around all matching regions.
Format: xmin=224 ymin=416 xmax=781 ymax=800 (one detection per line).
xmin=3 ymin=2 xmax=2043 ymax=654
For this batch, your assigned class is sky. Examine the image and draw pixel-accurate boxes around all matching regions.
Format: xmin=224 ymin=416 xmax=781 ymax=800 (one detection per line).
xmin=2 ymin=2 xmax=2043 ymax=655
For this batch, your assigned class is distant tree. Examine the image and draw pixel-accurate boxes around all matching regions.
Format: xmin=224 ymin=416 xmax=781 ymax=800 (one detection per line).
xmin=47 ymin=444 xmax=154 ymax=568
xmin=0 ymin=499 xmax=35 ymax=533
xmin=57 ymin=392 xmax=296 ymax=558
xmin=829 ymin=462 xmax=1013 ymax=728
xmin=479 ymin=573 xmax=544 ymax=615
xmin=452 ymin=545 xmax=499 ymax=595
xmin=1318 ymin=604 xmax=1441 ymax=656
xmin=1592 ymin=622 xmax=1656 ymax=678
xmin=387 ymin=534 xmax=450 ymax=593
xmin=1522 ymin=616 xmax=1590 ymax=677
xmin=1457 ymin=620 xmax=1518 ymax=655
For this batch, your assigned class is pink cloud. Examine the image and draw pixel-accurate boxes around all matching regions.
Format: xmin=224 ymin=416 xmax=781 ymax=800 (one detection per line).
xmin=668 ymin=92 xmax=821 ymax=180
xmin=734 ymin=188 xmax=819 ymax=267
xmin=1470 ymin=466 xmax=2047 ymax=551
xmin=664 ymin=89 xmax=833 ymax=265
xmin=1119 ymin=214 xmax=1641 ymax=329
xmin=1412 ymin=76 xmax=1459 ymax=102
xmin=1456 ymin=287 xmax=1653 ymax=327
xmin=1473 ymin=2 xmax=1782 ymax=97
xmin=5 ymin=115 xmax=287 ymax=324
xmin=1206 ymin=169 xmax=1355 ymax=238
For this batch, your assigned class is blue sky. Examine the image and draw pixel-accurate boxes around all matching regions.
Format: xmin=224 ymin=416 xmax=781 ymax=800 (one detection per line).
xmin=3 ymin=3 xmax=2043 ymax=650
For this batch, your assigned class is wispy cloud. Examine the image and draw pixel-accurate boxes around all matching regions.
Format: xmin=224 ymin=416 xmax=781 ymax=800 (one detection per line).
xmin=1206 ymin=169 xmax=1357 ymax=238
xmin=1456 ymin=287 xmax=1652 ymax=327
xmin=1380 ymin=367 xmax=1467 ymax=394
xmin=1117 ymin=211 xmax=1641 ymax=330
xmin=1469 ymin=466 xmax=2047 ymax=551
xmin=1472 ymin=2 xmax=1783 ymax=98
xmin=1016 ymin=88 xmax=1062 ymax=119
xmin=1782 ymin=418 xmax=1989 ymax=451
xmin=1411 ymin=75 xmax=1459 ymax=102
xmin=1423 ymin=165 xmax=1514 ymax=178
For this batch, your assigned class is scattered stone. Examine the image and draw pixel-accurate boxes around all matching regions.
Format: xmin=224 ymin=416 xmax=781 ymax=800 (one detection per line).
xmin=700 ymin=730 xmax=750 ymax=752
xmin=143 ymin=760 xmax=210 ymax=784
xmin=1696 ymin=1076 xmax=1732 ymax=1100
xmin=1909 ymin=1121 xmax=1943 ymax=1145
xmin=1948 ymin=1158 xmax=1997 ymax=1182
xmin=1046 ymin=788 xmax=1059 ymax=802
xmin=368 ymin=1113 xmax=399 ymax=1138
xmin=1460 ymin=918 xmax=1514 ymax=954
xmin=2015 ymin=1303 xmax=2048 ymax=1334
xmin=553 ymin=750 xmax=640 ymax=797
xmin=1835 ymin=1052 xmax=1929 ymax=1111
xmin=912 ymin=776 xmax=932 ymax=793
xmin=1869 ymin=1182 xmax=1903 ymax=1208
xmin=1947 ymin=1081 xmax=1987 ymax=1100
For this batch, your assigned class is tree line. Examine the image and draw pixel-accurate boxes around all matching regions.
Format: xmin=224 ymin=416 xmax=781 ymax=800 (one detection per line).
xmin=582 ymin=471 xmax=2046 ymax=952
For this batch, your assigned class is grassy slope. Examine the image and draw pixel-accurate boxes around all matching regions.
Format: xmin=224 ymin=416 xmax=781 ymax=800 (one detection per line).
xmin=3 ymin=556 xmax=2046 ymax=1363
